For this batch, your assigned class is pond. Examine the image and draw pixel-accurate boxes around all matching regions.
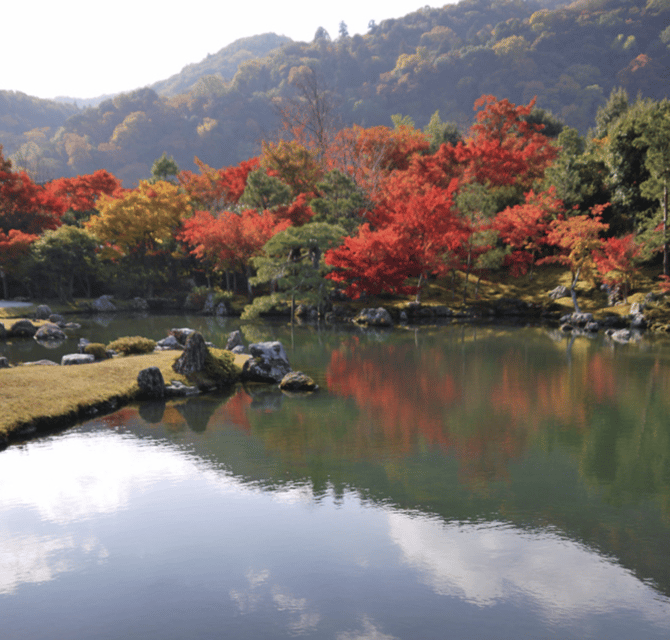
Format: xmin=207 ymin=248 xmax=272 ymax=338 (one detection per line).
xmin=2 ymin=316 xmax=670 ymax=639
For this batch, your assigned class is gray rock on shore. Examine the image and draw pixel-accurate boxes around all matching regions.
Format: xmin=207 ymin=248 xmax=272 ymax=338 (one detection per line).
xmin=137 ymin=366 xmax=166 ymax=399
xmin=353 ymin=308 xmax=393 ymax=327
xmin=279 ymin=371 xmax=319 ymax=392
xmin=61 ymin=354 xmax=95 ymax=365
xmin=172 ymin=332 xmax=208 ymax=375
xmin=34 ymin=323 xmax=66 ymax=342
xmin=242 ymin=341 xmax=291 ymax=383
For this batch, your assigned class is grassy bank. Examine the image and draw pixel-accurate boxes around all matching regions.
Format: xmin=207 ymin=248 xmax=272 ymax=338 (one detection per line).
xmin=0 ymin=350 xmax=249 ymax=446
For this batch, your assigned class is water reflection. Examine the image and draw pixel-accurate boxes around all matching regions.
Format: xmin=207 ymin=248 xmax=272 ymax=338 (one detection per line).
xmin=4 ymin=324 xmax=670 ymax=638
xmin=1 ymin=424 xmax=669 ymax=639
xmin=389 ymin=514 xmax=669 ymax=626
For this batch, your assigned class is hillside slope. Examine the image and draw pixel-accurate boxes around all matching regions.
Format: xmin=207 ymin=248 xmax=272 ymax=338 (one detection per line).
xmin=1 ymin=0 xmax=669 ymax=184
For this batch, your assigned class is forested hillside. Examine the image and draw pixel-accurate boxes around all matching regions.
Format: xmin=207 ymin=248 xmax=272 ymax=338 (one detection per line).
xmin=1 ymin=0 xmax=669 ymax=185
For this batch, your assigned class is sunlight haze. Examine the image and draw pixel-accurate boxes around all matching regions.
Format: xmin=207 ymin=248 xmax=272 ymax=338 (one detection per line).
xmin=6 ymin=0 xmax=449 ymax=100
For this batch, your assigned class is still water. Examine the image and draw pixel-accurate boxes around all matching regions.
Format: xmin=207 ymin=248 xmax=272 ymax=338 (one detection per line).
xmin=2 ymin=316 xmax=670 ymax=639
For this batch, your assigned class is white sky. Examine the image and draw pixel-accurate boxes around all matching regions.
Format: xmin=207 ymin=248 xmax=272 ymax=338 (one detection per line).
xmin=4 ymin=0 xmax=451 ymax=100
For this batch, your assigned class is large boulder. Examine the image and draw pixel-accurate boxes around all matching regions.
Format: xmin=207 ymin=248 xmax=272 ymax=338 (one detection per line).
xmin=242 ymin=341 xmax=291 ymax=383
xmin=34 ymin=304 xmax=52 ymax=320
xmin=170 ymin=327 xmax=196 ymax=345
xmin=353 ymin=308 xmax=393 ymax=327
xmin=172 ymin=332 xmax=208 ymax=375
xmin=137 ymin=367 xmax=165 ymax=399
xmin=61 ymin=354 xmax=95 ymax=365
xmin=34 ymin=323 xmax=66 ymax=342
xmin=279 ymin=371 xmax=319 ymax=392
xmin=93 ymin=295 xmax=116 ymax=312
xmin=0 ymin=357 xmax=11 ymax=368
xmin=10 ymin=320 xmax=37 ymax=337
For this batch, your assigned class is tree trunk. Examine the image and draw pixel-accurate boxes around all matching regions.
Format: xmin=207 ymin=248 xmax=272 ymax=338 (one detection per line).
xmin=663 ymin=180 xmax=668 ymax=277
xmin=570 ymin=267 xmax=582 ymax=313
xmin=245 ymin=265 xmax=253 ymax=303
xmin=415 ymin=273 xmax=424 ymax=303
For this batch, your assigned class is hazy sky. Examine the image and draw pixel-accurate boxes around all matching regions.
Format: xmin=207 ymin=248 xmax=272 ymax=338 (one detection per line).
xmin=4 ymin=0 xmax=452 ymax=100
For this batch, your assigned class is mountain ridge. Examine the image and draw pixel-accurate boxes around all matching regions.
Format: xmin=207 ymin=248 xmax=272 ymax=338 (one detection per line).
xmin=1 ymin=0 xmax=669 ymax=185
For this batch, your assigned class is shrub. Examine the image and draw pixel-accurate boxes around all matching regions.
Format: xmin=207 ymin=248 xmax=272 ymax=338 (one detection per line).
xmin=84 ymin=343 xmax=110 ymax=360
xmin=183 ymin=286 xmax=209 ymax=310
xmin=204 ymin=348 xmax=241 ymax=385
xmin=107 ymin=336 xmax=157 ymax=356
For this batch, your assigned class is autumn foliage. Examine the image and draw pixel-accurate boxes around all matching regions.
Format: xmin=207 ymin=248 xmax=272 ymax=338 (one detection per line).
xmin=0 ymin=95 xmax=659 ymax=305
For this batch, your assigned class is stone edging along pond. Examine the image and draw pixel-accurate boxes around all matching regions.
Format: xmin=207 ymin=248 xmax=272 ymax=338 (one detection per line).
xmin=0 ymin=325 xmax=318 ymax=450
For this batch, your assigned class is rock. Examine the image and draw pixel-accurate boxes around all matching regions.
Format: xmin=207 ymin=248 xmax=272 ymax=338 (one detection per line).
xmin=0 ymin=322 xmax=5 ymax=340
xmin=0 ymin=357 xmax=11 ymax=368
xmin=202 ymin=293 xmax=215 ymax=314
xmin=34 ymin=323 xmax=66 ymax=342
xmin=132 ymin=297 xmax=149 ymax=311
xmin=585 ymin=321 xmax=600 ymax=333
xmin=34 ymin=304 xmax=52 ymax=320
xmin=630 ymin=313 xmax=647 ymax=330
xmin=434 ymin=306 xmax=452 ymax=317
xmin=155 ymin=335 xmax=183 ymax=350
xmin=93 ymin=295 xmax=116 ymax=312
xmin=548 ymin=285 xmax=570 ymax=300
xmin=607 ymin=328 xmax=632 ymax=343
xmin=353 ymin=307 xmax=393 ymax=327
xmin=78 ymin=338 xmax=91 ymax=354
xmin=571 ymin=312 xmax=594 ymax=326
xmin=279 ymin=371 xmax=319 ymax=392
xmin=225 ymin=330 xmax=244 ymax=351
xmin=10 ymin=319 xmax=37 ymax=337
xmin=399 ymin=311 xmax=408 ymax=323
xmin=61 ymin=322 xmax=81 ymax=330
xmin=215 ymin=302 xmax=229 ymax=316
xmin=137 ymin=367 xmax=165 ymax=399
xmin=61 ymin=354 xmax=95 ymax=365
xmin=49 ymin=313 xmax=65 ymax=325
xmin=21 ymin=359 xmax=59 ymax=366
xmin=560 ymin=323 xmax=573 ymax=332
xmin=630 ymin=302 xmax=645 ymax=315
xmin=242 ymin=341 xmax=291 ymax=383
xmin=172 ymin=332 xmax=208 ymax=375
xmin=165 ymin=380 xmax=201 ymax=397
xmin=170 ymin=327 xmax=196 ymax=345
xmin=231 ymin=345 xmax=246 ymax=355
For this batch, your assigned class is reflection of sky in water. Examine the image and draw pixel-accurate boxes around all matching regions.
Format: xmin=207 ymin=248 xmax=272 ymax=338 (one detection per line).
xmin=389 ymin=514 xmax=670 ymax=629
xmin=1 ymin=429 xmax=669 ymax=639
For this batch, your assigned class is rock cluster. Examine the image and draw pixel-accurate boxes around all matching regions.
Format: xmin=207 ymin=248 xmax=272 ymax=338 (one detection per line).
xmin=242 ymin=341 xmax=292 ymax=383
xmin=353 ymin=308 xmax=394 ymax=327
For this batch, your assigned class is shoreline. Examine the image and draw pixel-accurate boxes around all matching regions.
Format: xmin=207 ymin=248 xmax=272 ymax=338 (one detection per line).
xmin=0 ymin=348 xmax=249 ymax=450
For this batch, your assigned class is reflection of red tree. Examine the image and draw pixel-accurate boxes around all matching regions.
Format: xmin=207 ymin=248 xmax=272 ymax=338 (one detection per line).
xmin=212 ymin=389 xmax=253 ymax=432
xmin=100 ymin=407 xmax=139 ymax=429
xmin=586 ymin=354 xmax=618 ymax=402
xmin=326 ymin=345 xmax=459 ymax=453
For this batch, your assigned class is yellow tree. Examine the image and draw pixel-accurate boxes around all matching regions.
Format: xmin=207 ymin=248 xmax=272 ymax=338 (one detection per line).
xmin=86 ymin=180 xmax=192 ymax=296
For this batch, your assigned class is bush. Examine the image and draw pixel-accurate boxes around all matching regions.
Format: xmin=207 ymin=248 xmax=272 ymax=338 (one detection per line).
xmin=107 ymin=336 xmax=157 ymax=356
xmin=183 ymin=286 xmax=209 ymax=310
xmin=84 ymin=343 xmax=110 ymax=360
xmin=204 ymin=348 xmax=240 ymax=385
